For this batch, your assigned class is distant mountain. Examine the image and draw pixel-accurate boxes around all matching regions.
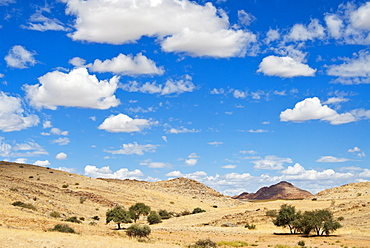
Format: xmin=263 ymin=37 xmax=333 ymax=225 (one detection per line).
xmin=233 ymin=181 xmax=313 ymax=200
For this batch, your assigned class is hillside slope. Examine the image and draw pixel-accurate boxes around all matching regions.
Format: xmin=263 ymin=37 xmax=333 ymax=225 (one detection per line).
xmin=233 ymin=181 xmax=313 ymax=200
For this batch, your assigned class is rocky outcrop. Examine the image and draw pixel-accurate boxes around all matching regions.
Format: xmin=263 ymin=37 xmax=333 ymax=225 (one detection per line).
xmin=233 ymin=181 xmax=312 ymax=200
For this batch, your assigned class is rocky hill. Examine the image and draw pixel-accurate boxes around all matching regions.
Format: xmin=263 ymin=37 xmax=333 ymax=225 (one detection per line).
xmin=233 ymin=181 xmax=313 ymax=200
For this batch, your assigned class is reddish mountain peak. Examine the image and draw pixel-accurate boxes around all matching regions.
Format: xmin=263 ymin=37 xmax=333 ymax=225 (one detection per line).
xmin=233 ymin=181 xmax=312 ymax=200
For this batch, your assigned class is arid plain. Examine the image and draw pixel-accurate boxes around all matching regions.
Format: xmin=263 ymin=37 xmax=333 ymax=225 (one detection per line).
xmin=0 ymin=161 xmax=369 ymax=248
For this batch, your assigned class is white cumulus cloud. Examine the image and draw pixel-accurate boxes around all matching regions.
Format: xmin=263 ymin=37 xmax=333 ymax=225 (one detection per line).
xmin=24 ymin=68 xmax=120 ymax=110
xmin=257 ymin=56 xmax=316 ymax=78
xmin=280 ymin=97 xmax=357 ymax=125
xmin=88 ymin=53 xmax=164 ymax=75
xmin=34 ymin=160 xmax=50 ymax=166
xmin=105 ymin=142 xmax=159 ymax=155
xmin=56 ymin=152 xmax=67 ymax=160
xmin=0 ymin=92 xmax=39 ymax=132
xmin=84 ymin=165 xmax=144 ymax=179
xmin=64 ymin=0 xmax=256 ymax=57
xmin=4 ymin=45 xmax=37 ymax=69
xmin=252 ymin=155 xmax=293 ymax=170
xmin=98 ymin=113 xmax=152 ymax=133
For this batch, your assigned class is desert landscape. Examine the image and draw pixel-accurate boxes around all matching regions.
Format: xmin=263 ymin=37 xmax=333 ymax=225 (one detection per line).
xmin=0 ymin=161 xmax=369 ymax=248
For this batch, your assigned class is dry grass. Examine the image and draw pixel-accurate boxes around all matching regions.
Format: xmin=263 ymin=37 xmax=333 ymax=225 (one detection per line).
xmin=1 ymin=161 xmax=370 ymax=247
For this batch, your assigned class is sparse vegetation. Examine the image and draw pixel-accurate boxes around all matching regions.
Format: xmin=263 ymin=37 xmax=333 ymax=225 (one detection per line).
xmin=50 ymin=211 xmax=61 ymax=218
xmin=106 ymin=206 xmax=132 ymax=229
xmin=245 ymin=223 xmax=256 ymax=229
xmin=79 ymin=196 xmax=86 ymax=204
xmin=266 ymin=210 xmax=277 ymax=217
xmin=147 ymin=211 xmax=162 ymax=224
xmin=126 ymin=224 xmax=151 ymax=238
xmin=92 ymin=215 xmax=100 ymax=221
xmin=11 ymin=201 xmax=36 ymax=210
xmin=64 ymin=216 xmax=82 ymax=224
xmin=62 ymin=184 xmax=69 ymax=188
xmin=297 ymin=240 xmax=305 ymax=247
xmin=188 ymin=238 xmax=217 ymax=248
xmin=49 ymin=224 xmax=76 ymax=234
xmin=158 ymin=209 xmax=171 ymax=219
xmin=192 ymin=207 xmax=206 ymax=214
xmin=218 ymin=240 xmax=248 ymax=247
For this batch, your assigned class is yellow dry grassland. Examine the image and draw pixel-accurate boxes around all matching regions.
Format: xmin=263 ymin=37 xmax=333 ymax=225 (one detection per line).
xmin=1 ymin=161 xmax=370 ymax=248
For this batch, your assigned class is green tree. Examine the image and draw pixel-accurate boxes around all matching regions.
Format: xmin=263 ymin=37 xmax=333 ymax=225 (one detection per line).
xmin=300 ymin=209 xmax=341 ymax=236
xmin=129 ymin=203 xmax=151 ymax=223
xmin=147 ymin=211 xmax=162 ymax=224
xmin=106 ymin=206 xmax=132 ymax=229
xmin=273 ymin=204 xmax=301 ymax=234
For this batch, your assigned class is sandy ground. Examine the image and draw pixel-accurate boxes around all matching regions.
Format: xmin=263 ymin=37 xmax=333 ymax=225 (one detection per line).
xmin=1 ymin=162 xmax=370 ymax=248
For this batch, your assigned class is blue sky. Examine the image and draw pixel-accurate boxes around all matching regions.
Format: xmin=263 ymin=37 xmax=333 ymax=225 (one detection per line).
xmin=1 ymin=0 xmax=369 ymax=195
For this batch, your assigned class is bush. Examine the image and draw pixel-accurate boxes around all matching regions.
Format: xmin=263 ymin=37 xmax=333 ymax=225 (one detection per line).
xmin=147 ymin=211 xmax=162 ymax=225
xmin=266 ymin=210 xmax=277 ymax=217
xmin=62 ymin=184 xmax=69 ymax=188
xmin=189 ymin=238 xmax=217 ymax=248
xmin=49 ymin=224 xmax=76 ymax=233
xmin=126 ymin=224 xmax=151 ymax=238
xmin=79 ymin=197 xmax=86 ymax=204
xmin=218 ymin=241 xmax=248 ymax=247
xmin=245 ymin=223 xmax=256 ymax=230
xmin=64 ymin=216 xmax=82 ymax=224
xmin=181 ymin=210 xmax=191 ymax=216
xmin=50 ymin=211 xmax=61 ymax=218
xmin=92 ymin=215 xmax=100 ymax=221
xmin=298 ymin=240 xmax=305 ymax=247
xmin=11 ymin=201 xmax=36 ymax=211
xmin=192 ymin=207 xmax=206 ymax=214
xmin=158 ymin=209 xmax=171 ymax=219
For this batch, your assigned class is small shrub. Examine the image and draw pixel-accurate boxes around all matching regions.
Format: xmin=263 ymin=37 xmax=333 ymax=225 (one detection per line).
xmin=192 ymin=207 xmax=206 ymax=214
xmin=79 ymin=217 xmax=85 ymax=221
xmin=298 ymin=240 xmax=305 ymax=247
xmin=29 ymin=176 xmax=34 ymax=179
xmin=181 ymin=210 xmax=191 ymax=216
xmin=49 ymin=224 xmax=76 ymax=233
xmin=50 ymin=211 xmax=61 ymax=218
xmin=79 ymin=197 xmax=86 ymax=204
xmin=245 ymin=223 xmax=256 ymax=230
xmin=89 ymin=221 xmax=97 ymax=226
xmin=126 ymin=224 xmax=151 ymax=238
xmin=147 ymin=211 xmax=162 ymax=225
xmin=266 ymin=210 xmax=277 ymax=217
xmin=312 ymin=198 xmax=317 ymax=201
xmin=191 ymin=238 xmax=217 ymax=248
xmin=218 ymin=241 xmax=248 ymax=247
xmin=158 ymin=209 xmax=171 ymax=219
xmin=64 ymin=216 xmax=82 ymax=224
xmin=170 ymin=201 xmax=175 ymax=204
xmin=9 ymin=188 xmax=18 ymax=192
xmin=338 ymin=216 xmax=344 ymax=221
xmin=19 ymin=165 xmax=24 ymax=168
xmin=11 ymin=201 xmax=36 ymax=210
xmin=92 ymin=215 xmax=100 ymax=221
xmin=212 ymin=205 xmax=218 ymax=208
xmin=62 ymin=184 xmax=69 ymax=188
